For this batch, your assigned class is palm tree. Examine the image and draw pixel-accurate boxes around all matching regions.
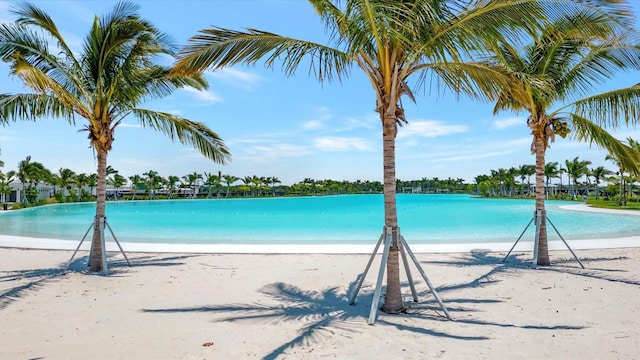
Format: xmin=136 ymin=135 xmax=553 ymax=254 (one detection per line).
xmin=516 ymin=164 xmax=535 ymax=196
xmin=222 ymin=174 xmax=239 ymax=197
xmin=107 ymin=173 xmax=127 ymax=200
xmin=128 ymin=174 xmax=143 ymax=200
xmin=171 ymin=0 xmax=597 ymax=313
xmin=565 ymin=157 xmax=592 ymax=199
xmin=590 ymin=166 xmax=612 ymax=199
xmin=487 ymin=9 xmax=640 ymax=266
xmin=0 ymin=170 xmax=16 ymax=207
xmin=183 ymin=172 xmax=203 ymax=199
xmin=143 ymin=170 xmax=160 ymax=200
xmin=203 ymin=171 xmax=220 ymax=199
xmin=544 ymin=162 xmax=560 ymax=197
xmin=75 ymin=173 xmax=87 ymax=201
xmin=0 ymin=2 xmax=230 ymax=272
xmin=58 ymin=167 xmax=76 ymax=200
xmin=86 ymin=173 xmax=98 ymax=199
xmin=17 ymin=155 xmax=45 ymax=203
xmin=166 ymin=175 xmax=181 ymax=199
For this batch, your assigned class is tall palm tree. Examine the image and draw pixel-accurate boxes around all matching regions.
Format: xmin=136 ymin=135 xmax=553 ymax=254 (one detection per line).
xmin=487 ymin=9 xmax=640 ymax=266
xmin=0 ymin=2 xmax=230 ymax=272
xmin=171 ymin=0 xmax=597 ymax=313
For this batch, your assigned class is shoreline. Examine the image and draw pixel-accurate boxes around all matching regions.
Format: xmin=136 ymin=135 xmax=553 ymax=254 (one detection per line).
xmin=1 ymin=234 xmax=639 ymax=254
xmin=1 ymin=203 xmax=638 ymax=254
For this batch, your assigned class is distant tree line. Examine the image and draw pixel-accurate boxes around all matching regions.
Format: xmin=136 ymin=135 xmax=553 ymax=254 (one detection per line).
xmin=2 ymin=151 xmax=638 ymax=208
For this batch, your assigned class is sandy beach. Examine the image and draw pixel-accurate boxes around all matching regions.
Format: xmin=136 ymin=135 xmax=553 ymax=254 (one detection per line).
xmin=1 ymin=244 xmax=639 ymax=359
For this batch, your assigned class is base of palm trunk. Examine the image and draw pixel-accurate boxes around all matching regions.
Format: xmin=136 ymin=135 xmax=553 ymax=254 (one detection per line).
xmin=65 ymin=216 xmax=131 ymax=274
xmin=503 ymin=210 xmax=584 ymax=269
xmin=348 ymin=226 xmax=451 ymax=325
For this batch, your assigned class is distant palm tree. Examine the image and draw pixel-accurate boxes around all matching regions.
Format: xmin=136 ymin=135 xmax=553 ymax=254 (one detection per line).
xmin=0 ymin=170 xmax=16 ymax=206
xmin=75 ymin=173 xmax=89 ymax=201
xmin=517 ymin=164 xmax=535 ymax=196
xmin=58 ymin=167 xmax=76 ymax=200
xmin=544 ymin=162 xmax=560 ymax=197
xmin=128 ymin=174 xmax=143 ymax=201
xmin=487 ymin=10 xmax=640 ymax=266
xmin=143 ymin=170 xmax=159 ymax=199
xmin=590 ymin=166 xmax=612 ymax=199
xmin=107 ymin=173 xmax=127 ymax=201
xmin=86 ymin=173 xmax=98 ymax=199
xmin=222 ymin=174 xmax=239 ymax=197
xmin=203 ymin=171 xmax=220 ymax=199
xmin=565 ymin=157 xmax=592 ymax=199
xmin=0 ymin=2 xmax=230 ymax=272
xmin=183 ymin=172 xmax=203 ymax=199
xmin=166 ymin=175 xmax=181 ymax=199
xmin=17 ymin=156 xmax=46 ymax=202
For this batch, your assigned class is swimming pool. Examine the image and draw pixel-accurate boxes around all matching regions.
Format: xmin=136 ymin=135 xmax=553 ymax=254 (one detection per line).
xmin=1 ymin=194 xmax=638 ymax=246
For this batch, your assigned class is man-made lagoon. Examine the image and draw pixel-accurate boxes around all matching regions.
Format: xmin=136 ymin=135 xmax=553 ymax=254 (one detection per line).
xmin=1 ymin=195 xmax=638 ymax=247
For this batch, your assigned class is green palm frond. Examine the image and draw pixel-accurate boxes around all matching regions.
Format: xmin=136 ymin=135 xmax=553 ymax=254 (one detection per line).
xmin=558 ymin=32 xmax=640 ymax=99
xmin=570 ymin=84 xmax=640 ymax=128
xmin=131 ymin=109 xmax=230 ymax=164
xmin=569 ymin=113 xmax=640 ymax=174
xmin=11 ymin=2 xmax=82 ymax=72
xmin=174 ymin=28 xmax=353 ymax=83
xmin=0 ymin=93 xmax=74 ymax=123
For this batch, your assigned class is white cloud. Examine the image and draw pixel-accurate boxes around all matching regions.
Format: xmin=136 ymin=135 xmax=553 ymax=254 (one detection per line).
xmin=303 ymin=120 xmax=324 ymax=129
xmin=206 ymin=68 xmax=263 ymax=90
xmin=397 ymin=120 xmax=468 ymax=139
xmin=492 ymin=116 xmax=524 ymax=130
xmin=237 ymin=144 xmax=311 ymax=162
xmin=314 ymin=136 xmax=373 ymax=152
xmin=181 ymin=87 xmax=223 ymax=104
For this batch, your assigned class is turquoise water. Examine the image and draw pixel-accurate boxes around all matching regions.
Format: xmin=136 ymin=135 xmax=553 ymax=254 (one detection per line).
xmin=0 ymin=194 xmax=638 ymax=245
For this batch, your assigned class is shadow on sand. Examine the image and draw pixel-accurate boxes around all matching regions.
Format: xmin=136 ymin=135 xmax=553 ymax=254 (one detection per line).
xmin=0 ymin=252 xmax=198 ymax=310
xmin=143 ymin=255 xmax=586 ymax=360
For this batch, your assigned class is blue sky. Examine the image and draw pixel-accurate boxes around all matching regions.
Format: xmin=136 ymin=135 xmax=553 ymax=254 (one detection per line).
xmin=1 ymin=0 xmax=638 ymax=185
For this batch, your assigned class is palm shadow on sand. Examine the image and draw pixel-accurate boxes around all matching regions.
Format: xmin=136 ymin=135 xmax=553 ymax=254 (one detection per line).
xmin=426 ymin=250 xmax=640 ymax=287
xmin=143 ymin=258 xmax=585 ymax=360
xmin=0 ymin=253 xmax=198 ymax=310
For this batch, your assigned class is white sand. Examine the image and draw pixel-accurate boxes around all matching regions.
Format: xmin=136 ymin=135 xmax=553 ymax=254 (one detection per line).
xmin=1 ymin=246 xmax=639 ymax=359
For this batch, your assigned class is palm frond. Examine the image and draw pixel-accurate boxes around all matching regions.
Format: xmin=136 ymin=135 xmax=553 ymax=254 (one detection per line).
xmin=0 ymin=93 xmax=74 ymax=123
xmin=174 ymin=28 xmax=352 ymax=83
xmin=569 ymin=113 xmax=640 ymax=174
xmin=131 ymin=109 xmax=230 ymax=164
xmin=11 ymin=2 xmax=81 ymax=72
xmin=570 ymin=84 xmax=640 ymax=128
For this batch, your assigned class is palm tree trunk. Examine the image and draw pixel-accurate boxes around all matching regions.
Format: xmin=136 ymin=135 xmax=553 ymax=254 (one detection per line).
xmin=534 ymin=135 xmax=550 ymax=266
xmin=89 ymin=149 xmax=108 ymax=272
xmin=381 ymin=118 xmax=403 ymax=313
